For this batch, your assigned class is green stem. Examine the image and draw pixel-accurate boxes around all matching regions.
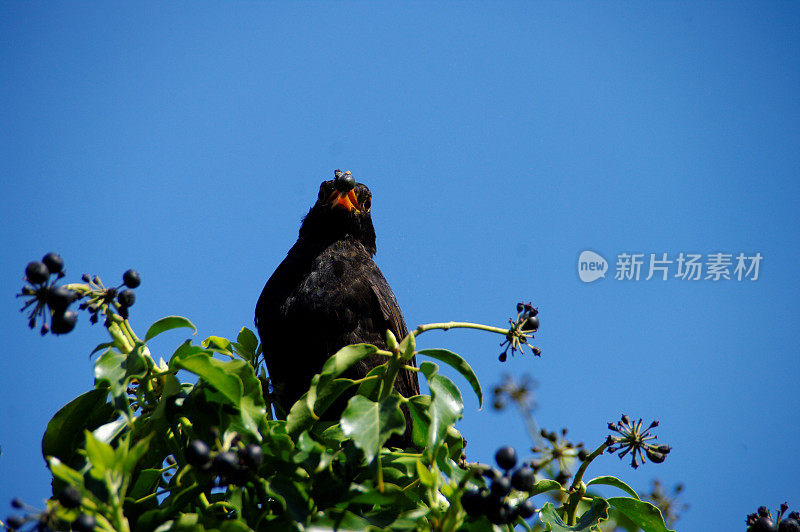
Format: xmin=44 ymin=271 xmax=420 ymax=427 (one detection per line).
xmin=564 ymin=440 xmax=610 ymax=525
xmin=413 ymin=321 xmax=510 ymax=337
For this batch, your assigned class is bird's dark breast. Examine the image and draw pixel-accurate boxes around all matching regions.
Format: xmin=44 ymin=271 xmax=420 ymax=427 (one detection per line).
xmin=256 ymin=238 xmax=402 ymax=416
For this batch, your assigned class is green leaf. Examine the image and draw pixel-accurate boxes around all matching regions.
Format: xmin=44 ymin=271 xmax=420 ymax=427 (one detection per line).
xmin=47 ymin=457 xmax=84 ymax=486
xmin=234 ymin=327 xmax=259 ymax=361
xmin=398 ymin=332 xmax=416 ymax=361
xmin=340 ymin=395 xmax=405 ymax=463
xmin=144 ymin=316 xmax=197 ymax=342
xmin=42 ymin=388 xmax=112 ymax=463
xmin=417 ymin=348 xmax=483 ymax=408
xmin=539 ymin=499 xmax=610 ymax=531
xmin=587 ymin=476 xmax=640 ymax=500
xmin=286 ymin=378 xmax=356 ymax=437
xmin=84 ymin=430 xmax=116 ymax=474
xmin=89 ymin=342 xmax=114 ymax=357
xmin=320 ymin=343 xmax=379 ymax=378
xmin=531 ymin=479 xmax=565 ymax=496
xmin=415 ymin=460 xmax=435 ymax=488
xmin=407 ymin=395 xmax=431 ymax=449
xmin=171 ymin=352 xmax=243 ymax=405
xmin=94 ymin=349 xmax=128 ymax=397
xmin=421 ymin=365 xmax=463 ymax=451
xmin=202 ymin=335 xmax=233 ymax=355
xmin=127 ymin=468 xmax=162 ymax=500
xmin=120 ymin=434 xmax=153 ymax=474
xmin=607 ymin=497 xmax=675 ymax=532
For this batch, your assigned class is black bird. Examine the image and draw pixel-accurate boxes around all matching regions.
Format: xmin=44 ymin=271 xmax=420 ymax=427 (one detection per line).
xmin=255 ymin=170 xmax=419 ymax=439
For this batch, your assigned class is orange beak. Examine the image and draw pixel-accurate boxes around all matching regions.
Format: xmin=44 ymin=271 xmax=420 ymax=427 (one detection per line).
xmin=328 ymin=189 xmax=361 ymax=212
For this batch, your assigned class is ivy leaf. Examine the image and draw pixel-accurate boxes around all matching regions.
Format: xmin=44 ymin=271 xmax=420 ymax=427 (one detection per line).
xmin=84 ymin=430 xmax=116 ymax=475
xmin=587 ymin=476 xmax=640 ymax=500
xmin=420 ymin=363 xmax=463 ymax=451
xmin=607 ymin=497 xmax=675 ymax=532
xmin=171 ymin=352 xmax=243 ymax=406
xmin=144 ymin=316 xmax=197 ymax=342
xmin=42 ymin=388 xmax=112 ymax=463
xmin=407 ymin=395 xmax=431 ymax=449
xmin=320 ymin=343 xmax=379 ymax=378
xmin=340 ymin=395 xmax=405 ymax=463
xmin=417 ymin=348 xmax=483 ymax=408
xmin=539 ymin=499 xmax=610 ymax=531
xmin=531 ymin=479 xmax=564 ymax=496
xmin=286 ymin=378 xmax=356 ymax=437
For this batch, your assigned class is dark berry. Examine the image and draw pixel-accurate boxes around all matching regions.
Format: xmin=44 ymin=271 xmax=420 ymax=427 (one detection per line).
xmin=460 ymin=489 xmax=483 ymax=517
xmin=118 ymin=289 xmax=135 ymax=308
xmin=749 ymin=516 xmax=777 ymax=532
xmin=518 ymin=499 xmax=536 ymax=519
xmin=47 ymin=286 xmax=76 ymax=312
xmin=495 ymin=446 xmax=517 ymax=470
xmin=482 ymin=467 xmax=502 ymax=481
xmin=646 ymin=448 xmax=667 ymax=463
xmin=185 ymin=440 xmax=211 ymax=467
xmin=122 ymin=270 xmax=141 ymax=289
xmin=334 ymin=171 xmax=355 ymax=192
xmin=780 ymin=519 xmax=800 ymax=532
xmin=11 ymin=498 xmax=24 ymax=509
xmin=26 ymin=261 xmax=50 ymax=284
xmin=42 ymin=253 xmax=64 ymax=274
xmin=577 ymin=449 xmax=589 ymax=461
xmin=498 ymin=352 xmax=507 ymax=362
xmin=485 ymin=500 xmax=511 ymax=525
xmin=490 ymin=476 xmax=512 ymax=498
xmin=238 ymin=444 xmax=263 ymax=469
xmin=6 ymin=515 xmax=25 ymax=529
xmin=524 ymin=315 xmax=539 ymax=331
xmin=51 ymin=311 xmax=78 ymax=335
xmin=511 ymin=466 xmax=534 ymax=491
xmin=57 ymin=486 xmax=82 ymax=509
xmin=532 ymin=346 xmax=542 ymax=356
xmin=516 ymin=303 xmax=525 ymax=313
xmin=213 ymin=451 xmax=240 ymax=476
xmin=72 ymin=513 xmax=96 ymax=532
xmin=528 ymin=307 xmax=538 ymax=317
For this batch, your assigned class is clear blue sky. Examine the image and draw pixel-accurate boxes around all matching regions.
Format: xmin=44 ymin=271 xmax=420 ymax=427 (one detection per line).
xmin=1 ymin=3 xmax=798 ymax=530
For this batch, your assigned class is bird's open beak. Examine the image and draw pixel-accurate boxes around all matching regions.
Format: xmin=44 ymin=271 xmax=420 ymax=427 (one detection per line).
xmin=327 ymin=190 xmax=361 ymax=213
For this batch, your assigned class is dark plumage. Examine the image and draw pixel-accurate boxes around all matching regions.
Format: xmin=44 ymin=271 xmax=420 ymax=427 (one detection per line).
xmin=255 ymin=170 xmax=419 ymax=442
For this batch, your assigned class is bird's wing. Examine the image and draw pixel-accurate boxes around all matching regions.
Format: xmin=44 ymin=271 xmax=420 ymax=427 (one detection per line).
xmin=367 ymin=267 xmax=421 ymax=397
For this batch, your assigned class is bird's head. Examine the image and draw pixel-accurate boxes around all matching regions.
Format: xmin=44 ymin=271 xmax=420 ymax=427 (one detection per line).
xmin=298 ymin=169 xmax=377 ymax=253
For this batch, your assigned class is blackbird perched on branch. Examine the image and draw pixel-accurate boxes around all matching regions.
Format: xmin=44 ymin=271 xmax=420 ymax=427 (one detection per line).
xmin=255 ymin=170 xmax=419 ymax=442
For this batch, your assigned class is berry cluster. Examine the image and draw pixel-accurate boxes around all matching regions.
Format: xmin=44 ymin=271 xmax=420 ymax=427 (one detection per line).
xmin=185 ymin=437 xmax=263 ymax=487
xmin=17 ymin=253 xmax=142 ymax=335
xmin=78 ymin=269 xmax=140 ymax=323
xmin=18 ymin=253 xmax=79 ymax=335
xmin=460 ymin=446 xmax=536 ymax=525
xmin=5 ymin=489 xmax=95 ymax=531
xmin=746 ymin=504 xmax=800 ymax=532
xmin=606 ymin=414 xmax=671 ymax=469
xmin=499 ymin=303 xmax=542 ymax=362
xmin=530 ymin=428 xmax=586 ymax=485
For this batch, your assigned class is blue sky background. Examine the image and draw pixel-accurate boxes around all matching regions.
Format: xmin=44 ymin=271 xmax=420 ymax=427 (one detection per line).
xmin=1 ymin=3 xmax=798 ymax=530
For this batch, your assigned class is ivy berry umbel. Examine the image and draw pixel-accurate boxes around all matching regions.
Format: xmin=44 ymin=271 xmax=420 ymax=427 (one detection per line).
xmin=745 ymin=503 xmax=800 ymax=532
xmin=18 ymin=253 xmax=142 ymax=338
xmin=498 ymin=302 xmax=542 ymax=362
xmin=460 ymin=445 xmax=538 ymax=525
